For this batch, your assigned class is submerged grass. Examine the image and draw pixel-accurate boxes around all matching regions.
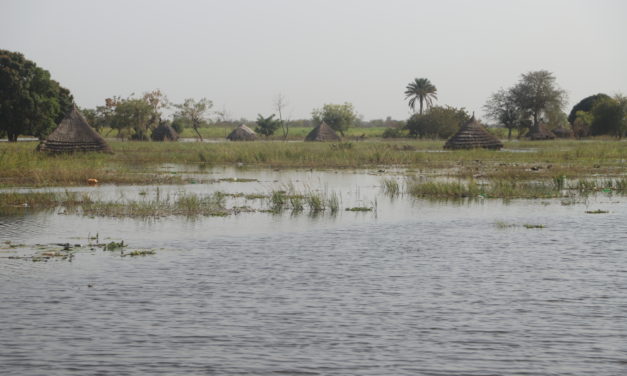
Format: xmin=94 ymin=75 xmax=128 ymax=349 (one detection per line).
xmin=494 ymin=221 xmax=546 ymax=229
xmin=382 ymin=177 xmax=400 ymax=196
xmin=265 ymin=188 xmax=342 ymax=214
xmin=0 ymin=190 xmax=229 ymax=218
xmin=80 ymin=192 xmax=229 ymax=218
xmin=404 ymin=176 xmax=627 ymax=200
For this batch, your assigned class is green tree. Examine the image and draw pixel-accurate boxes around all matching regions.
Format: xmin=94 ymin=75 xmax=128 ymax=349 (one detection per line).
xmin=404 ymin=78 xmax=438 ymax=115
xmin=567 ymin=93 xmax=610 ymax=125
xmin=484 ymin=89 xmax=529 ymax=140
xmin=0 ymin=50 xmax=73 ymax=141
xmin=170 ymin=116 xmax=189 ymax=135
xmin=142 ymin=89 xmax=169 ymax=132
xmin=110 ymin=98 xmax=154 ymax=140
xmin=174 ymin=98 xmax=213 ymax=141
xmin=311 ymin=102 xmax=357 ymax=136
xmin=255 ymin=114 xmax=280 ymax=137
xmin=572 ymin=110 xmax=593 ymax=138
xmin=590 ymin=97 xmax=625 ymax=138
xmin=406 ymin=106 xmax=470 ymax=139
xmin=545 ymin=103 xmax=568 ymax=130
xmin=510 ymin=70 xmax=567 ymax=133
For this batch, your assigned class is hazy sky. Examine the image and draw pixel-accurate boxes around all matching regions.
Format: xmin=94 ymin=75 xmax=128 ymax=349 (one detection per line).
xmin=2 ymin=0 xmax=626 ymax=121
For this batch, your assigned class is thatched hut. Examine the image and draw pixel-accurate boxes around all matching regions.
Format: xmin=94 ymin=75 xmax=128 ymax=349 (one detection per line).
xmin=526 ymin=122 xmax=556 ymax=140
xmin=37 ymin=105 xmax=112 ymax=153
xmin=151 ymin=122 xmax=179 ymax=141
xmin=443 ymin=116 xmax=503 ymax=150
xmin=552 ymin=125 xmax=573 ymax=138
xmin=305 ymin=122 xmax=341 ymax=142
xmin=226 ymin=124 xmax=257 ymax=141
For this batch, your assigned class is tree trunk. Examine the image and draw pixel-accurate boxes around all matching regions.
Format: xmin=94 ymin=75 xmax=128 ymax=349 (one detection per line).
xmin=532 ymin=111 xmax=539 ymax=133
xmin=7 ymin=132 xmax=18 ymax=142
xmin=419 ymin=99 xmax=424 ymax=115
xmin=507 ymin=127 xmax=512 ymax=141
xmin=193 ymin=125 xmax=203 ymax=142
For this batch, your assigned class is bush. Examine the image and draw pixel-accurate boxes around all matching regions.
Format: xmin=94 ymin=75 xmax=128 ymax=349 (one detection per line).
xmin=382 ymin=127 xmax=404 ymax=138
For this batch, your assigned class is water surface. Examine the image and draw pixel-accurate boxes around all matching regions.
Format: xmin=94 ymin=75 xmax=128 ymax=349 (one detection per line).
xmin=1 ymin=168 xmax=626 ymax=375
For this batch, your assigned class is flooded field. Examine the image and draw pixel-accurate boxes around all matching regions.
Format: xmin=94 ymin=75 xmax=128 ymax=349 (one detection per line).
xmin=1 ymin=167 xmax=626 ymax=375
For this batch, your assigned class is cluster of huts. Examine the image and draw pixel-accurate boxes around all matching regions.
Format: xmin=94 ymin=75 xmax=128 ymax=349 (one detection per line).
xmin=36 ymin=106 xmax=572 ymax=153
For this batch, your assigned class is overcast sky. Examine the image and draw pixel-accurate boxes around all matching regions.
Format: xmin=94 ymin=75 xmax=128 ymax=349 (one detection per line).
xmin=2 ymin=0 xmax=626 ymax=121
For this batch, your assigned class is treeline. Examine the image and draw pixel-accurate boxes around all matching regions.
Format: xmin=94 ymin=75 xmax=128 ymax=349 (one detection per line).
xmin=2 ymin=49 xmax=625 ymax=142
xmin=483 ymin=71 xmax=627 ymax=140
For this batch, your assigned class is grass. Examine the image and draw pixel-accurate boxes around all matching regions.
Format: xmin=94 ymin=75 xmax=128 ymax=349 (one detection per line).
xmin=382 ymin=177 xmax=400 ymax=196
xmin=1 ymin=139 xmax=626 ymax=203
xmin=404 ymin=175 xmax=627 ymax=200
xmin=585 ymin=209 xmax=609 ymax=214
xmin=0 ymin=190 xmax=229 ymax=218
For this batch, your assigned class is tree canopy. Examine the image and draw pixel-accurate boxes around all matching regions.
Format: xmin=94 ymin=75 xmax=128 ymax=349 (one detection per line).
xmin=109 ymin=97 xmax=154 ymax=140
xmin=255 ymin=114 xmax=281 ymax=137
xmin=405 ymin=105 xmax=470 ymax=139
xmin=510 ymin=70 xmax=567 ymax=131
xmin=0 ymin=49 xmax=73 ymax=141
xmin=483 ymin=88 xmax=529 ymax=140
xmin=311 ymin=102 xmax=357 ymax=136
xmin=404 ymin=78 xmax=437 ymax=115
xmin=174 ymin=98 xmax=213 ymax=141
xmin=567 ymin=93 xmax=610 ymax=125
xmin=590 ymin=96 xmax=625 ymax=138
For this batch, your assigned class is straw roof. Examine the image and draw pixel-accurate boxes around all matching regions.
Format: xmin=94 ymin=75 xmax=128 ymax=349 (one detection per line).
xmin=151 ymin=122 xmax=179 ymax=141
xmin=552 ymin=125 xmax=573 ymax=139
xmin=443 ymin=116 xmax=503 ymax=150
xmin=37 ymin=105 xmax=112 ymax=153
xmin=305 ymin=122 xmax=341 ymax=141
xmin=226 ymin=124 xmax=257 ymax=141
xmin=526 ymin=122 xmax=556 ymax=140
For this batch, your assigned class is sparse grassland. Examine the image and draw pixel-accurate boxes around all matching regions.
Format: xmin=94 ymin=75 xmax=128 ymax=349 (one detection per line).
xmin=178 ymin=126 xmax=387 ymax=140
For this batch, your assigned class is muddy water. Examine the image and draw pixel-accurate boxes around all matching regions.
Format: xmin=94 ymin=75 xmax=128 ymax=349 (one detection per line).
xmin=1 ymin=168 xmax=626 ymax=375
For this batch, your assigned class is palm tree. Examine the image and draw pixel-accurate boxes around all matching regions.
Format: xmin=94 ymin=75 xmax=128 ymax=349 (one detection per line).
xmin=405 ymin=78 xmax=438 ymax=115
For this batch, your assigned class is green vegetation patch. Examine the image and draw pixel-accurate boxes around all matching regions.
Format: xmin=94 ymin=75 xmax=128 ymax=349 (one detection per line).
xmin=345 ymin=207 xmax=373 ymax=212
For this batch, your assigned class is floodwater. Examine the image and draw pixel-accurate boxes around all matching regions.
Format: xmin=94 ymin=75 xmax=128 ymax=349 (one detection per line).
xmin=1 ymin=167 xmax=626 ymax=376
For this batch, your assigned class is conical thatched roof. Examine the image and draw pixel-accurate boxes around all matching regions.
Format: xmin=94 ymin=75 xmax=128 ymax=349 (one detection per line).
xmin=305 ymin=122 xmax=341 ymax=141
xmin=226 ymin=124 xmax=257 ymax=141
xmin=526 ymin=122 xmax=556 ymax=140
xmin=443 ymin=116 xmax=503 ymax=150
xmin=552 ymin=125 xmax=573 ymax=139
xmin=37 ymin=105 xmax=112 ymax=153
xmin=151 ymin=122 xmax=179 ymax=141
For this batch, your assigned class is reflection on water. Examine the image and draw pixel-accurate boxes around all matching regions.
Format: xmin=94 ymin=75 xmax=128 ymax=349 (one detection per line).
xmin=1 ymin=168 xmax=626 ymax=375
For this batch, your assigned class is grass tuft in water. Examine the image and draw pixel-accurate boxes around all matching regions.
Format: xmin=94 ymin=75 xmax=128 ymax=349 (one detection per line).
xmin=523 ymin=224 xmax=545 ymax=229
xmin=327 ymin=191 xmax=340 ymax=214
xmin=345 ymin=207 xmax=373 ymax=212
xmin=585 ymin=209 xmax=609 ymax=214
xmin=104 ymin=241 xmax=125 ymax=251
xmin=125 ymin=249 xmax=156 ymax=257
xmin=382 ymin=177 xmax=400 ymax=196
xmin=306 ymin=192 xmax=325 ymax=212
